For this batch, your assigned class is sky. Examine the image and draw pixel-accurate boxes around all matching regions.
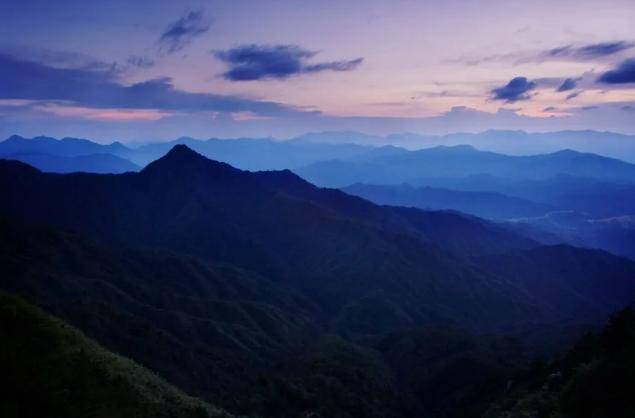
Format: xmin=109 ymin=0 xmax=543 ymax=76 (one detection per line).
xmin=1 ymin=0 xmax=635 ymax=142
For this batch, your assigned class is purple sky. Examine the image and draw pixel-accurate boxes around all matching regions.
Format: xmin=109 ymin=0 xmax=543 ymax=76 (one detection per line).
xmin=1 ymin=0 xmax=635 ymax=142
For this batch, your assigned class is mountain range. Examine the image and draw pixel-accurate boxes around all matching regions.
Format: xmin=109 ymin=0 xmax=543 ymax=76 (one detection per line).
xmin=2 ymin=144 xmax=635 ymax=417
xmin=296 ymin=130 xmax=635 ymax=162
xmin=4 ymin=133 xmax=635 ymax=260
xmin=6 ymin=131 xmax=635 ymax=174
xmin=342 ymin=183 xmax=556 ymax=221
xmin=296 ymin=145 xmax=635 ymax=187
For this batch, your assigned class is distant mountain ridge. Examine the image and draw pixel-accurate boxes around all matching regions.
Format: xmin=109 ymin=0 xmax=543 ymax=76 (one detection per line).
xmin=295 ymin=130 xmax=635 ymax=162
xmin=0 ymin=135 xmax=138 ymax=173
xmin=1 ymin=152 xmax=139 ymax=173
xmin=297 ymin=144 xmax=635 ymax=187
xmin=5 ymin=130 xmax=635 ymax=173
xmin=343 ymin=183 xmax=555 ymax=220
xmin=1 ymin=134 xmax=130 ymax=156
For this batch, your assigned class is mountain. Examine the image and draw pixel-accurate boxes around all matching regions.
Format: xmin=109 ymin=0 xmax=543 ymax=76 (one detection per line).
xmin=0 ymin=290 xmax=234 ymax=418
xmin=0 ymin=134 xmax=129 ymax=156
xmin=485 ymin=308 xmax=635 ymax=418
xmin=342 ymin=183 xmax=555 ymax=221
xmin=478 ymin=245 xmax=635 ymax=322
xmin=504 ymin=211 xmax=635 ymax=261
xmin=1 ymin=152 xmax=139 ymax=173
xmin=301 ymin=130 xmax=635 ymax=163
xmin=411 ymin=174 xmax=635 ymax=218
xmin=0 ymin=135 xmax=139 ymax=173
xmin=0 ymin=219 xmax=543 ymax=418
xmin=125 ymin=136 xmax=405 ymax=169
xmin=402 ymin=174 xmax=635 ymax=258
xmin=286 ymin=129 xmax=635 ymax=163
xmin=413 ymin=130 xmax=635 ymax=163
xmin=1 ymin=146 xmax=633 ymax=331
xmin=8 ymin=133 xmax=635 ymax=181
xmin=2 ymin=145 xmax=635 ymax=417
xmin=292 ymin=131 xmax=385 ymax=145
xmin=296 ymin=145 xmax=635 ymax=187
xmin=0 ymin=146 xmax=545 ymax=335
xmin=1 ymin=134 xmax=406 ymax=171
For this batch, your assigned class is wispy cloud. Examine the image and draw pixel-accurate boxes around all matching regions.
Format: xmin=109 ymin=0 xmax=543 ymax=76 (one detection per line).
xmin=214 ymin=44 xmax=363 ymax=81
xmin=546 ymin=41 xmax=634 ymax=60
xmin=454 ymin=40 xmax=634 ymax=66
xmin=0 ymin=53 xmax=300 ymax=117
xmin=126 ymin=55 xmax=155 ymax=68
xmin=491 ymin=77 xmax=536 ymax=102
xmin=158 ymin=10 xmax=210 ymax=54
xmin=557 ymin=78 xmax=577 ymax=92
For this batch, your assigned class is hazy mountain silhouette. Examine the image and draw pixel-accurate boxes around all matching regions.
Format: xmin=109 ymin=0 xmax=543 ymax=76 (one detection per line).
xmin=0 ymin=134 xmax=129 ymax=156
xmin=1 ymin=152 xmax=139 ymax=173
xmin=297 ymin=130 xmax=635 ymax=162
xmin=7 ymin=134 xmax=635 ymax=183
xmin=0 ymin=135 xmax=138 ymax=173
xmin=343 ymin=183 xmax=555 ymax=220
xmin=125 ymin=136 xmax=405 ymax=169
xmin=297 ymin=145 xmax=635 ymax=187
xmin=412 ymin=173 xmax=635 ymax=218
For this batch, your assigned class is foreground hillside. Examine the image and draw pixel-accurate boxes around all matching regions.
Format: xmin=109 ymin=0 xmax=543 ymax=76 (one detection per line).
xmin=0 ymin=290 xmax=233 ymax=418
xmin=486 ymin=308 xmax=635 ymax=418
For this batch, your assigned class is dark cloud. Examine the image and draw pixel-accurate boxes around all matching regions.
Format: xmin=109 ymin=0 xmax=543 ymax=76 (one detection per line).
xmin=597 ymin=58 xmax=635 ymax=84
xmin=566 ymin=91 xmax=581 ymax=100
xmin=557 ymin=78 xmax=577 ymax=92
xmin=214 ymin=44 xmax=363 ymax=81
xmin=158 ymin=10 xmax=210 ymax=54
xmin=491 ymin=77 xmax=536 ymax=102
xmin=546 ymin=41 xmax=634 ymax=60
xmin=127 ymin=55 xmax=155 ymax=68
xmin=0 ymin=53 xmax=299 ymax=116
xmin=543 ymin=106 xmax=558 ymax=112
xmin=581 ymin=106 xmax=598 ymax=111
xmin=303 ymin=58 xmax=364 ymax=73
xmin=622 ymin=105 xmax=635 ymax=112
xmin=2 ymin=46 xmax=117 ymax=72
xmin=454 ymin=40 xmax=634 ymax=66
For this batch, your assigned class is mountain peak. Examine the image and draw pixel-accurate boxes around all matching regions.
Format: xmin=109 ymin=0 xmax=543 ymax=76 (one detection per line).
xmin=143 ymin=144 xmax=206 ymax=169
xmin=166 ymin=144 xmax=199 ymax=157
xmin=5 ymin=134 xmax=27 ymax=143
xmin=141 ymin=144 xmax=243 ymax=179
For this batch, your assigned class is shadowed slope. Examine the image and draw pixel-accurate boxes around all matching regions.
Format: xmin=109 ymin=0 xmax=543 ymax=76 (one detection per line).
xmin=0 ymin=290 xmax=234 ymax=418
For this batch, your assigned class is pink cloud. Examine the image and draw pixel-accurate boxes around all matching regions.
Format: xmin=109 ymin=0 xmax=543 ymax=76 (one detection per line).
xmin=34 ymin=103 xmax=169 ymax=121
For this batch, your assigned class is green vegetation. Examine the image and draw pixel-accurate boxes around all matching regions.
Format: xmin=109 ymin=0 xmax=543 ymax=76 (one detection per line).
xmin=0 ymin=290 xmax=235 ymax=418
xmin=486 ymin=308 xmax=635 ymax=418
